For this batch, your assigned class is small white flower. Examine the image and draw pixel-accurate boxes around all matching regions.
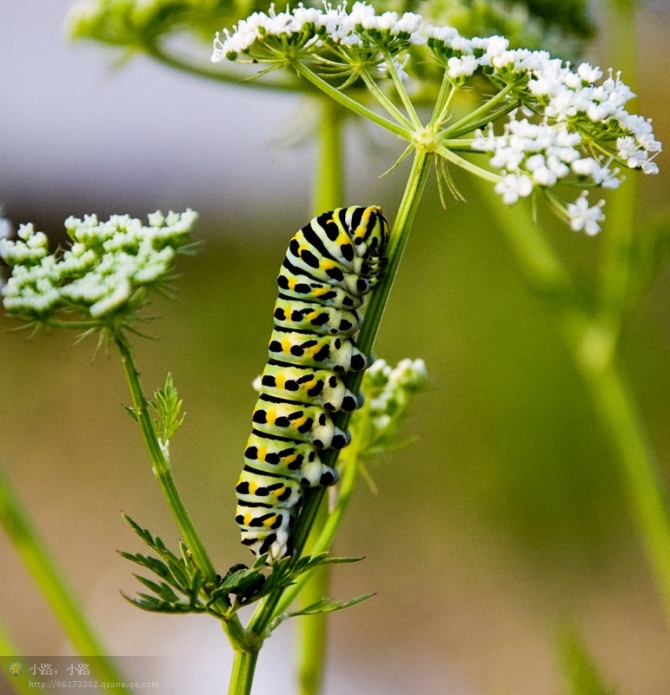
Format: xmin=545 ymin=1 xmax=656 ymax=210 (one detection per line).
xmin=576 ymin=62 xmax=602 ymax=83
xmin=447 ymin=54 xmax=478 ymax=79
xmin=567 ymin=194 xmax=605 ymax=236
xmin=495 ymin=173 xmax=533 ymax=204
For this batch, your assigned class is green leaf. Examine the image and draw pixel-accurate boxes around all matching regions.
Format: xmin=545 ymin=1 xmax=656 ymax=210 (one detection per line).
xmin=216 ymin=564 xmax=267 ymax=600
xmin=286 ymin=593 xmax=375 ymax=619
xmin=118 ymin=551 xmax=174 ymax=583
xmin=121 ymin=591 xmax=199 ymax=614
xmin=152 ymin=372 xmax=186 ymax=443
xmin=558 ymin=628 xmax=619 ymax=695
xmin=121 ymin=514 xmax=209 ymax=615
xmin=269 ymin=593 xmax=375 ymax=631
xmin=124 ymin=405 xmax=139 ymax=422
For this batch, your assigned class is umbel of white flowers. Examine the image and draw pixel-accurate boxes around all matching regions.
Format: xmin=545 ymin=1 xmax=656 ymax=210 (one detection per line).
xmin=213 ymin=2 xmax=661 ymax=235
xmin=0 ymin=210 xmax=197 ymax=322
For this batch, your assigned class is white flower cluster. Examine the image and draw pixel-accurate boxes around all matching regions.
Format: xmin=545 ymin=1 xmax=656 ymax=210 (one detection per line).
xmin=212 ymin=2 xmax=424 ymax=62
xmin=0 ymin=210 xmax=197 ymax=321
xmin=471 ymin=115 xmax=621 ymax=223
xmin=214 ymin=2 xmax=660 ymax=235
xmin=361 ymin=357 xmax=427 ymax=445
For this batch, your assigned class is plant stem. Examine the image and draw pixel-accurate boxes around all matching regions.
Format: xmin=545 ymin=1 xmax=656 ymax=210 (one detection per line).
xmin=145 ymin=44 xmax=306 ymax=93
xmin=291 ymin=61 xmax=412 ymax=140
xmin=274 ymin=421 xmax=365 ymax=617
xmin=296 ymin=505 xmax=330 ymax=695
xmin=441 ymin=82 xmax=516 ymax=138
xmin=312 ymin=100 xmax=344 ymax=213
xmin=576 ymin=358 xmax=670 ymax=622
xmin=228 ymin=649 xmax=259 ymax=695
xmin=0 ymin=470 xmax=130 ymax=695
xmin=112 ymin=331 xmax=248 ymax=650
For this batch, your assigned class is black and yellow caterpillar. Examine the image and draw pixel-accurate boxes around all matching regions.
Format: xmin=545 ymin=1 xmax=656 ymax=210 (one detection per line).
xmin=235 ymin=205 xmax=390 ymax=561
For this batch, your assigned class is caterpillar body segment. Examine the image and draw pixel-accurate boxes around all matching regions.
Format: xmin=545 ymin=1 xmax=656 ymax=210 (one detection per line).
xmin=236 ymin=205 xmax=390 ymax=562
xmin=251 ymin=396 xmax=351 ymax=449
xmin=267 ymin=330 xmax=370 ymax=373
xmin=259 ymin=362 xmax=362 ymax=413
xmin=273 ymin=297 xmax=363 ymax=336
xmin=243 ymin=432 xmax=337 ymax=487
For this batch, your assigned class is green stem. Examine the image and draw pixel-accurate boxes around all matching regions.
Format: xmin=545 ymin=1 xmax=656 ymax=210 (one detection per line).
xmin=0 ymin=624 xmax=34 ymax=695
xmin=0 ymin=470 xmax=130 ymax=695
xmin=382 ymin=51 xmax=423 ymax=131
xmin=228 ymin=650 xmax=259 ymax=695
xmin=112 ymin=331 xmax=248 ymax=650
xmin=576 ymin=360 xmax=670 ymax=622
xmin=435 ymin=145 xmax=501 ymax=184
xmin=312 ymin=100 xmax=344 ymax=212
xmin=145 ymin=44 xmax=306 ymax=93
xmin=441 ymin=83 xmax=517 ymax=138
xmin=429 ymin=73 xmax=456 ymax=130
xmin=360 ymin=70 xmax=414 ymax=131
xmin=291 ymin=61 xmax=412 ymax=140
xmin=296 ymin=504 xmax=330 ymax=695
xmin=274 ymin=421 xmax=364 ymax=617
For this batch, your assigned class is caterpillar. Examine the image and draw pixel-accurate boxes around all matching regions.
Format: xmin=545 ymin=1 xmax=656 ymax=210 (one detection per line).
xmin=235 ymin=205 xmax=390 ymax=562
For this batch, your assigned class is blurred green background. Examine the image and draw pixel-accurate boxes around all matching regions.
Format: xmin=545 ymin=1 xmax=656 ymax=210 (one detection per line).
xmin=1 ymin=1 xmax=670 ymax=694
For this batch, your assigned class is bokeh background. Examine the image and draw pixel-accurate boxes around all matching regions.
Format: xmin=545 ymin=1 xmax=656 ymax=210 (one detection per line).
xmin=1 ymin=1 xmax=670 ymax=693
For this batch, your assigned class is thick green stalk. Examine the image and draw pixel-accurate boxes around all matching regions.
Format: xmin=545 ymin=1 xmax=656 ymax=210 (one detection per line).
xmin=113 ymin=332 xmax=248 ymax=651
xmin=577 ymin=359 xmax=670 ymax=621
xmin=228 ymin=650 xmax=259 ymax=695
xmin=274 ymin=420 xmax=365 ymax=617
xmin=296 ymin=504 xmax=330 ymax=695
xmin=0 ymin=470 xmax=130 ymax=694
xmin=312 ymin=100 xmax=344 ymax=213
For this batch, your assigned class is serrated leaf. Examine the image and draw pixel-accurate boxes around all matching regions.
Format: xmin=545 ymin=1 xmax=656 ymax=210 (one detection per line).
xmin=270 ymin=593 xmax=375 ymax=631
xmin=121 ymin=592 xmax=199 ymax=614
xmin=134 ymin=575 xmax=180 ymax=603
xmin=152 ymin=372 xmax=186 ymax=443
xmin=118 ymin=551 xmax=174 ymax=582
xmin=287 ymin=593 xmax=375 ymax=618
xmin=318 ymin=555 xmax=365 ymax=566
xmin=121 ymin=516 xmax=211 ymax=615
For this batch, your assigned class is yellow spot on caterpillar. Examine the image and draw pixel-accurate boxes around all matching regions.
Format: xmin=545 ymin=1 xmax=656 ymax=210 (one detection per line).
xmin=263 ymin=515 xmax=278 ymax=529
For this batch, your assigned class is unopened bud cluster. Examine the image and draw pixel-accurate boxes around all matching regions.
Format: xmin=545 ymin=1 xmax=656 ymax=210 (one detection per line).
xmin=359 ymin=358 xmax=427 ymax=450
